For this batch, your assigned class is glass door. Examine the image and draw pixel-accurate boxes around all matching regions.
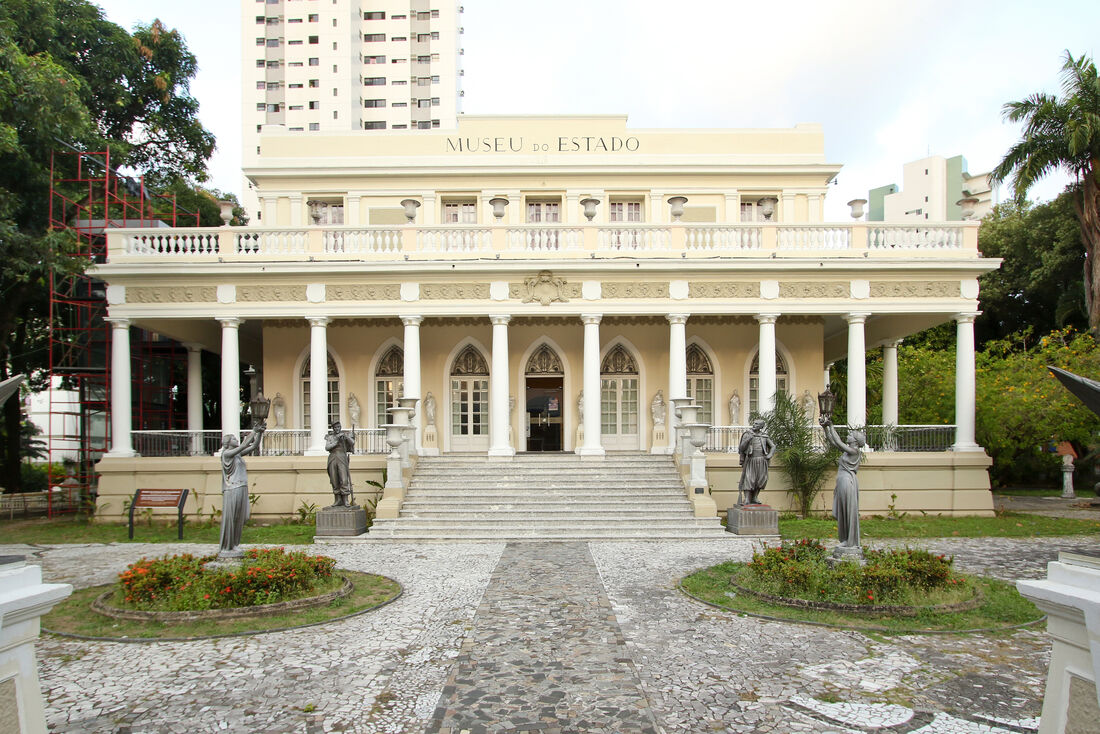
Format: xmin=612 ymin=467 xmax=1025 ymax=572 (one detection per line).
xmin=450 ymin=378 xmax=489 ymax=451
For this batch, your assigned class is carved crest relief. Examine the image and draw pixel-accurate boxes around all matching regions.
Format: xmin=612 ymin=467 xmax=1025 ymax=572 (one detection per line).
xmin=517 ymin=270 xmax=570 ymax=306
xmin=525 ymin=345 xmax=564 ymax=375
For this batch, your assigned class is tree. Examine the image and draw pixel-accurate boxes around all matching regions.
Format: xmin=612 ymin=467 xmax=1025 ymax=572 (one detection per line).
xmin=991 ymin=51 xmax=1100 ymax=335
xmin=762 ymin=391 xmax=838 ymax=518
xmin=0 ymin=0 xmax=215 ymax=490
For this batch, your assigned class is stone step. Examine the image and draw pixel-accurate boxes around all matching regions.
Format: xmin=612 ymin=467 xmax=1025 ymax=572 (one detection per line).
xmin=398 ymin=507 xmax=695 ymax=519
xmin=363 ymin=522 xmax=728 ymax=541
xmin=400 ymin=498 xmax=691 ymax=508
xmin=406 ymin=482 xmax=684 ymax=491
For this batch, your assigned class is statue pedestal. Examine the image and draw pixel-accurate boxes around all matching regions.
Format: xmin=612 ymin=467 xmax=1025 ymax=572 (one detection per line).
xmin=725 ymin=504 xmax=778 ymax=536
xmin=651 ymin=425 xmax=667 ymax=454
xmin=316 ymin=505 xmax=368 ymax=536
xmin=827 ymin=545 xmax=866 ymax=566
xmin=421 ymin=425 xmax=439 ymax=456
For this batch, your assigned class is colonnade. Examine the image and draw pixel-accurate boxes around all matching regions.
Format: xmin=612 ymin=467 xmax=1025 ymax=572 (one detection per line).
xmin=103 ymin=311 xmax=981 ymax=457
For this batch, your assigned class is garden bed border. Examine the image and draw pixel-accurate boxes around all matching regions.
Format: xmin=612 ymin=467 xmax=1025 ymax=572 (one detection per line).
xmin=727 ymin=577 xmax=982 ymax=616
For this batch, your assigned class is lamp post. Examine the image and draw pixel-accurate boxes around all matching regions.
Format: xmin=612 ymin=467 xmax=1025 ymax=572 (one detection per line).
xmin=817 ymin=387 xmax=836 ymax=422
xmin=250 ymin=390 xmax=270 ymax=454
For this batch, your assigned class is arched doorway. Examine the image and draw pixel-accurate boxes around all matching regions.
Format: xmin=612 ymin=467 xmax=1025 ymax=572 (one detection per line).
xmin=450 ymin=344 xmax=490 ymax=452
xmin=524 ymin=344 xmax=564 ymax=452
xmin=601 ymin=344 xmax=640 ymax=450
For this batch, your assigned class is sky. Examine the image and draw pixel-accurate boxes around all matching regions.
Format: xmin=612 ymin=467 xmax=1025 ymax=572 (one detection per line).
xmin=92 ymin=0 xmax=1099 ymax=220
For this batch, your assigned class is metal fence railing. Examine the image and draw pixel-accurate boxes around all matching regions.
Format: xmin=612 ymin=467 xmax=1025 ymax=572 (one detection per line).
xmin=130 ymin=428 xmax=390 ymax=457
xmin=704 ymin=424 xmax=956 ymax=454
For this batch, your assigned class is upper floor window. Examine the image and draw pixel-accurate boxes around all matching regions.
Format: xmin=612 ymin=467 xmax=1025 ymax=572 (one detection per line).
xmin=364 ymin=11 xmax=385 ymax=20
xmin=443 ymin=202 xmax=476 ymax=224
xmin=364 ymin=33 xmax=386 ymax=42
xmin=610 ymin=201 xmax=641 ymax=222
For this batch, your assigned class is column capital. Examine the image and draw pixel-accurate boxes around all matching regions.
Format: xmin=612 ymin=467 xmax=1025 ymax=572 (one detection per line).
xmin=489 ymin=315 xmax=512 ymax=326
xmin=104 ymin=317 xmax=131 ymax=328
xmin=401 ymin=315 xmax=424 ymax=327
xmin=307 ymin=316 xmax=331 ymax=328
xmin=882 ymin=338 xmax=903 ymax=349
xmin=580 ymin=314 xmax=602 ymax=326
xmin=181 ymin=342 xmax=204 ymax=353
xmin=845 ymin=312 xmax=871 ymax=324
xmin=955 ymin=311 xmax=980 ymax=324
xmin=217 ymin=317 xmax=242 ymax=328
xmin=755 ymin=313 xmax=781 ymax=325
xmin=666 ymin=313 xmax=689 ymax=325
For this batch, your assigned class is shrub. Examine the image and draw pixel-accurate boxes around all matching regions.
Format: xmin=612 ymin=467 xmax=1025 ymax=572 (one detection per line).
xmin=117 ymin=547 xmax=337 ymax=610
xmin=759 ymin=392 xmax=839 ymax=517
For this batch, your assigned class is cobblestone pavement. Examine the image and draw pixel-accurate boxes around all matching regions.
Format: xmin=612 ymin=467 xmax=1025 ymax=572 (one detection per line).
xmin=11 ymin=534 xmax=1098 ymax=733
xmin=992 ymin=493 xmax=1100 ymax=521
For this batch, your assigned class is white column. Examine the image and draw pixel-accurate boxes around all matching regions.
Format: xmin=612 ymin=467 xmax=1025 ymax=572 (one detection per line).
xmin=488 ymin=315 xmax=513 ymax=456
xmin=579 ymin=314 xmax=605 ymax=456
xmin=218 ymin=317 xmax=242 ymax=441
xmin=882 ymin=340 xmax=901 ymax=427
xmin=953 ymin=313 xmax=980 ymax=450
xmin=105 ymin=317 xmax=134 ymax=457
xmin=846 ymin=313 xmax=870 ymax=428
xmin=184 ymin=344 xmax=203 ymax=455
xmin=668 ymin=314 xmax=689 ymax=456
xmin=756 ymin=314 xmax=779 ymax=414
xmin=402 ymin=315 xmax=423 ymax=453
xmin=306 ymin=316 xmax=330 ymax=455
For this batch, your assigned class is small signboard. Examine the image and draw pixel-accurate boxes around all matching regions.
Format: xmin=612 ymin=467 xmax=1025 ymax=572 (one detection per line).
xmin=128 ymin=488 xmax=190 ymax=540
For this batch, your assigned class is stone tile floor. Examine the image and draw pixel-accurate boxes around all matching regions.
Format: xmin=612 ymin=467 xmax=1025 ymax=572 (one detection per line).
xmin=4 ymin=534 xmax=1096 ymax=733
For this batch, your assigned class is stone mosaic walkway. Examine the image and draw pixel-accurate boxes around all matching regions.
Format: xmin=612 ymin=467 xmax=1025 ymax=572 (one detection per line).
xmin=7 ymin=533 xmax=1097 ymax=733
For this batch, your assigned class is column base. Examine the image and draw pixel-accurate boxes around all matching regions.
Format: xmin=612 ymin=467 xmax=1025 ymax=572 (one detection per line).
xmin=487 ymin=446 xmax=515 ymax=457
xmin=950 ymin=443 xmax=982 ymax=452
xmin=575 ymin=446 xmax=605 ymax=457
xmin=105 ymin=449 xmax=137 ymax=458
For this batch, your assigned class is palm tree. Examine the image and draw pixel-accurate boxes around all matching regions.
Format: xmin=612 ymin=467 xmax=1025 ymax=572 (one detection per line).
xmin=991 ymin=51 xmax=1100 ymax=334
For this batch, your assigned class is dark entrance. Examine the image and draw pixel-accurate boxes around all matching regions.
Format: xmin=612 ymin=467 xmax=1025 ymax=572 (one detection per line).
xmin=525 ymin=377 xmax=563 ymax=451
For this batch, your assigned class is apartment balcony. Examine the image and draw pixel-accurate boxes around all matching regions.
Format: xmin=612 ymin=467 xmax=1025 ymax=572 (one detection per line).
xmin=105 ymin=221 xmax=980 ymax=264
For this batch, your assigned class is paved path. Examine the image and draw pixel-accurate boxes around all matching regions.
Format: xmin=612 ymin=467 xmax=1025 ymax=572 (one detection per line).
xmin=8 ymin=534 xmax=1097 ymax=733
xmin=993 ymin=493 xmax=1100 ymax=521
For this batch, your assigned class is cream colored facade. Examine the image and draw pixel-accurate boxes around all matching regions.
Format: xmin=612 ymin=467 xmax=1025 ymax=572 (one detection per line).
xmin=94 ymin=115 xmax=998 ymax=522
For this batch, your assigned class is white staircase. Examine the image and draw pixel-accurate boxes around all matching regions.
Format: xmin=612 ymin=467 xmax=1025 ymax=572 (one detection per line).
xmin=366 ymin=453 xmax=727 ymax=540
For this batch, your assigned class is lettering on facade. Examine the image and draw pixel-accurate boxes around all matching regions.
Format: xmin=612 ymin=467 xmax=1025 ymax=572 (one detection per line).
xmin=688 ymin=282 xmax=758 ymax=299
xmin=600 ymin=282 xmax=670 ymax=299
xmin=237 ymin=285 xmax=308 ymax=302
xmin=327 ymin=284 xmax=401 ymax=301
xmin=869 ymin=281 xmax=960 ymax=298
xmin=420 ymin=283 xmax=491 ymax=300
xmin=128 ymin=286 xmax=216 ymax=303
xmin=778 ymin=282 xmax=848 ymax=299
xmin=444 ymin=136 xmax=641 ymax=154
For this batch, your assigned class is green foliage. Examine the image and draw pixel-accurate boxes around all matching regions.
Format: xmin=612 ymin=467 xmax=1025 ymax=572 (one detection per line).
xmin=761 ymin=391 xmax=838 ymax=518
xmin=778 ymin=511 xmax=1100 ymax=539
xmin=296 ymin=501 xmax=318 ymax=524
xmin=116 ymin=547 xmax=337 ymax=611
xmin=742 ymin=539 xmax=963 ymax=606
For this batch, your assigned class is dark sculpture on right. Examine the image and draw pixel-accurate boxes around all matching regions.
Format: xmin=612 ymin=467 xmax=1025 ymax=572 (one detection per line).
xmin=820 ymin=417 xmax=866 ymax=553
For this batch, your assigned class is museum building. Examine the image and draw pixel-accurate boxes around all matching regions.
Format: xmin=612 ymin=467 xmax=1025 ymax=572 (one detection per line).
xmin=93 ymin=115 xmax=998 ymax=524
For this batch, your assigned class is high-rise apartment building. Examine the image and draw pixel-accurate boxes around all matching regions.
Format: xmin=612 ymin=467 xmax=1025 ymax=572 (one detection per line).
xmin=867 ymin=155 xmax=994 ymax=222
xmin=240 ymin=0 xmax=463 ymax=221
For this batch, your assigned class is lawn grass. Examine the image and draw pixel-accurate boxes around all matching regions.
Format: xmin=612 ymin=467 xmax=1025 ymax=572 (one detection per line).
xmin=682 ymin=561 xmax=1042 ymax=633
xmin=43 ymin=570 xmax=400 ymax=640
xmin=0 ymin=517 xmax=315 ymax=545
xmin=778 ymin=511 xmax=1100 ymax=539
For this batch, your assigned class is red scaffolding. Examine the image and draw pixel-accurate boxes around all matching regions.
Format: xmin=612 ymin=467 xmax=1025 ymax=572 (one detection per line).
xmin=45 ymin=149 xmax=197 ymax=515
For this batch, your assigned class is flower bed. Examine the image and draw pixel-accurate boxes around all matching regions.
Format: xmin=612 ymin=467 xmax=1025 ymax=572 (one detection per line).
xmin=116 ymin=548 xmax=338 ymax=612
xmin=735 ymin=538 xmax=975 ymax=609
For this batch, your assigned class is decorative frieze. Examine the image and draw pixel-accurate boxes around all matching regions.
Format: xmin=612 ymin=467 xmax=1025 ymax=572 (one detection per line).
xmin=778 ymin=281 xmax=848 ymax=299
xmin=600 ymin=282 xmax=670 ymax=299
xmin=869 ymin=281 xmax=961 ymax=298
xmin=326 ymin=284 xmax=402 ymax=301
xmin=127 ymin=286 xmax=216 ymax=303
xmin=688 ymin=282 xmax=758 ymax=299
xmin=420 ymin=283 xmax=491 ymax=300
xmin=237 ymin=285 xmax=308 ymax=302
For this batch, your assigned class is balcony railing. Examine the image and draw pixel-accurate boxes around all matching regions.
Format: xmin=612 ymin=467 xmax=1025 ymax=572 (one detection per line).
xmin=107 ymin=221 xmax=979 ymax=263
xmin=705 ymin=424 xmax=956 ymax=454
xmin=130 ymin=429 xmax=388 ymax=457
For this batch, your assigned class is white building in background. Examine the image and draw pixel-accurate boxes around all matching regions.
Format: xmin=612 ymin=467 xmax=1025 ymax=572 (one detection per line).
xmin=868 ymin=155 xmax=995 ymax=222
xmin=240 ymin=0 xmax=463 ymax=221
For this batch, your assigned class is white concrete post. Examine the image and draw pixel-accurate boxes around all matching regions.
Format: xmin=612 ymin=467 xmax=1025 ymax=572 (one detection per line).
xmin=579 ymin=314 xmax=605 ymax=456
xmin=882 ymin=340 xmax=900 ymax=426
xmin=185 ymin=343 xmax=204 ymax=455
xmin=953 ymin=313 xmax=980 ymax=450
xmin=668 ymin=313 xmax=689 ymax=457
xmin=218 ymin=318 xmax=242 ymax=442
xmin=756 ymin=314 xmax=779 ymax=415
xmin=306 ymin=316 xmax=330 ymax=455
xmin=402 ymin=315 xmax=423 ymax=453
xmin=489 ymin=315 xmax=514 ymax=456
xmin=846 ymin=313 xmax=869 ymax=428
xmin=105 ymin=317 xmax=135 ymax=457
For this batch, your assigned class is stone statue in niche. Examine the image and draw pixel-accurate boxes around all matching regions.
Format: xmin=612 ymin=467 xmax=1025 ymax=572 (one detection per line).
xmin=508 ymin=395 xmax=516 ymax=447
xmin=521 ymin=270 xmax=569 ymax=306
xmin=737 ymin=419 xmax=775 ymax=505
xmin=800 ymin=390 xmax=816 ymax=421
xmin=820 ymin=416 xmax=866 ymax=558
xmin=651 ymin=390 xmax=666 ymax=427
xmin=577 ymin=389 xmax=584 ymax=423
xmin=271 ymin=392 xmax=287 ymax=428
xmin=728 ymin=390 xmax=741 ymax=425
xmin=325 ymin=421 xmax=356 ymax=508
xmin=347 ymin=393 xmax=362 ymax=429
xmin=424 ymin=392 xmax=437 ymax=427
